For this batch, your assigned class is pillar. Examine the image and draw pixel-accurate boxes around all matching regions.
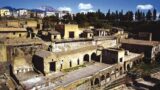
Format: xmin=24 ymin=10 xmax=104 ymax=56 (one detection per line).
xmin=149 ymin=33 xmax=152 ymax=41
xmin=89 ymin=55 xmax=91 ymax=62
xmin=99 ymin=31 xmax=101 ymax=36
xmin=100 ymin=54 xmax=102 ymax=63
xmin=104 ymin=31 xmax=106 ymax=36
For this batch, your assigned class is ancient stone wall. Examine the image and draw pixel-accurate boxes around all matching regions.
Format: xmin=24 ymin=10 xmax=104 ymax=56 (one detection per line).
xmin=0 ymin=32 xmax=27 ymax=39
xmin=0 ymin=45 xmax=7 ymax=62
xmin=52 ymin=41 xmax=94 ymax=52
xmin=52 ymin=39 xmax=117 ymax=52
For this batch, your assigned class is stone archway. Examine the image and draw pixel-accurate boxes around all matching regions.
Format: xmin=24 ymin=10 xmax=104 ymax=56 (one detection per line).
xmin=91 ymin=52 xmax=97 ymax=61
xmin=83 ymin=54 xmax=90 ymax=62
xmin=94 ymin=78 xmax=100 ymax=86
xmin=133 ymin=61 xmax=136 ymax=66
xmin=100 ymin=75 xmax=106 ymax=86
xmin=48 ymin=45 xmax=53 ymax=51
xmin=106 ymin=73 xmax=110 ymax=82
xmin=127 ymin=64 xmax=131 ymax=71
xmin=101 ymin=75 xmax=105 ymax=81
xmin=115 ymin=68 xmax=119 ymax=77
xmin=136 ymin=60 xmax=139 ymax=64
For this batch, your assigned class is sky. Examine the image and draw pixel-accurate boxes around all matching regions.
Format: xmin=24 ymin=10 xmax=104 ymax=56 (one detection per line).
xmin=0 ymin=0 xmax=160 ymax=13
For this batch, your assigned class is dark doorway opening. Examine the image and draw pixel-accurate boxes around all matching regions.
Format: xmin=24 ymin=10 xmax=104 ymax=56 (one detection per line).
xmin=54 ymin=36 xmax=57 ymax=39
xmin=69 ymin=32 xmax=74 ymax=38
xmin=127 ymin=64 xmax=130 ymax=71
xmin=19 ymin=34 xmax=21 ymax=37
xmin=50 ymin=62 xmax=56 ymax=72
xmin=91 ymin=53 xmax=97 ymax=61
xmin=94 ymin=78 xmax=100 ymax=85
xmin=120 ymin=67 xmax=123 ymax=75
xmin=70 ymin=61 xmax=72 ymax=67
xmin=77 ymin=59 xmax=80 ymax=65
xmin=84 ymin=54 xmax=89 ymax=62
xmin=101 ymin=75 xmax=105 ymax=81
xmin=60 ymin=64 xmax=63 ymax=70
xmin=120 ymin=58 xmax=123 ymax=62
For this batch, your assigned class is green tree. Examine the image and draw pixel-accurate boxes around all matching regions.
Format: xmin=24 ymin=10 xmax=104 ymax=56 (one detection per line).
xmin=115 ymin=10 xmax=119 ymax=21
xmin=97 ymin=9 xmax=105 ymax=20
xmin=42 ymin=15 xmax=59 ymax=29
xmin=153 ymin=8 xmax=157 ymax=21
xmin=125 ymin=11 xmax=133 ymax=21
xmin=61 ymin=13 xmax=72 ymax=24
xmin=146 ymin=10 xmax=152 ymax=21
xmin=135 ymin=10 xmax=143 ymax=21
xmin=119 ymin=10 xmax=123 ymax=21
xmin=142 ymin=12 xmax=146 ymax=21
xmin=87 ymin=12 xmax=98 ymax=25
xmin=106 ymin=9 xmax=111 ymax=21
xmin=75 ymin=13 xmax=88 ymax=27
xmin=110 ymin=12 xmax=116 ymax=21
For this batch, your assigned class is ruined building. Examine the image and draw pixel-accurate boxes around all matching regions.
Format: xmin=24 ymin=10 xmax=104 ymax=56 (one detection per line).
xmin=0 ymin=23 xmax=159 ymax=90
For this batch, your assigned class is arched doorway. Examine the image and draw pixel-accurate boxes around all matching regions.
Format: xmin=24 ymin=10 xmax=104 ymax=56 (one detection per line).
xmin=101 ymin=75 xmax=105 ymax=81
xmin=133 ymin=61 xmax=136 ymax=66
xmin=83 ymin=54 xmax=89 ymax=62
xmin=48 ymin=45 xmax=53 ymax=51
xmin=94 ymin=78 xmax=100 ymax=86
xmin=19 ymin=34 xmax=21 ymax=37
xmin=106 ymin=73 xmax=110 ymax=82
xmin=101 ymin=75 xmax=106 ymax=85
xmin=136 ymin=60 xmax=139 ymax=64
xmin=91 ymin=52 xmax=97 ymax=61
xmin=127 ymin=64 xmax=130 ymax=71
xmin=115 ymin=68 xmax=119 ymax=77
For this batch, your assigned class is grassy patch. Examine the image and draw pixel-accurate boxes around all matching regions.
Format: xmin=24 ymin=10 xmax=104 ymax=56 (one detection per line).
xmin=62 ymin=64 xmax=86 ymax=72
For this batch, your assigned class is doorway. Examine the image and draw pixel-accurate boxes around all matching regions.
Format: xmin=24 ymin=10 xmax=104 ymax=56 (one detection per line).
xmin=49 ymin=62 xmax=56 ymax=72
xmin=69 ymin=32 xmax=74 ymax=38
